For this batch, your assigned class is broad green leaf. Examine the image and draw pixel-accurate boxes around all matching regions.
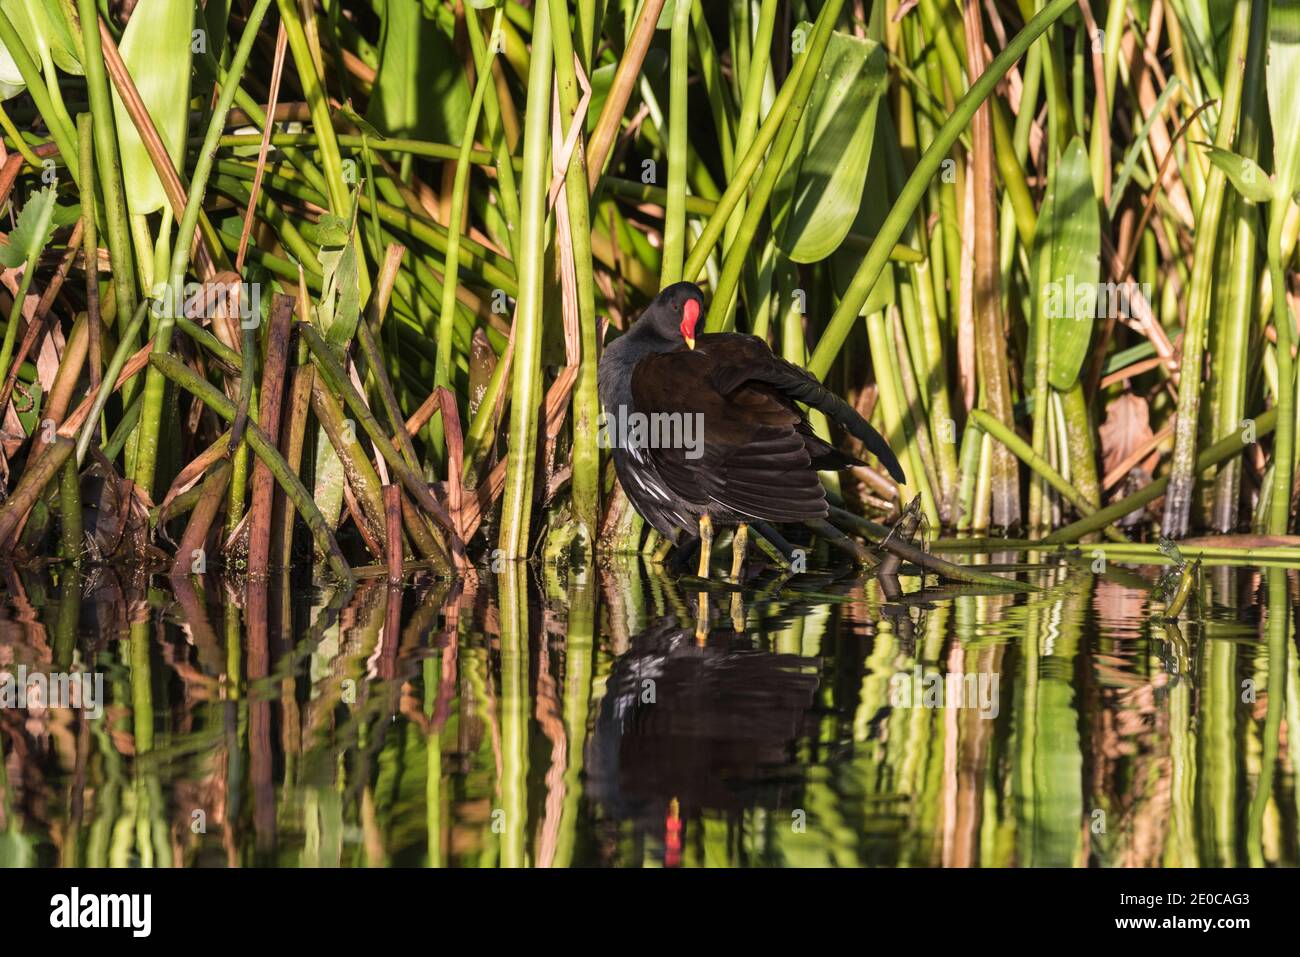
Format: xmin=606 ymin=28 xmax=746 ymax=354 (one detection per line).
xmin=0 ymin=0 xmax=85 ymax=98
xmin=585 ymin=61 xmax=617 ymax=135
xmin=316 ymin=213 xmax=350 ymax=249
xmin=110 ymin=0 xmax=195 ymax=216
xmin=32 ymin=0 xmax=80 ymax=74
xmin=0 ymin=36 xmax=23 ymax=100
xmin=829 ymin=119 xmax=895 ymax=316
xmin=52 ymin=201 xmax=80 ymax=228
xmin=1032 ymin=137 xmax=1100 ymax=391
xmin=200 ymin=0 xmax=231 ymax=66
xmin=317 ymin=191 xmax=362 ymax=348
xmin=15 ymin=380 xmax=43 ymax=436
xmin=771 ymin=30 xmax=887 ymax=264
xmin=367 ymin=1 xmax=469 ymax=145
xmin=1201 ymin=144 xmax=1273 ymax=202
xmin=0 ymin=186 xmax=60 ymax=268
xmin=1 ymin=0 xmax=82 ymax=77
xmin=1268 ymin=0 xmax=1300 ymax=200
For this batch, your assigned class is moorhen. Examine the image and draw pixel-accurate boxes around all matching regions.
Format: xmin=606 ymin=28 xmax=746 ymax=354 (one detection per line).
xmin=598 ymin=282 xmax=906 ymax=577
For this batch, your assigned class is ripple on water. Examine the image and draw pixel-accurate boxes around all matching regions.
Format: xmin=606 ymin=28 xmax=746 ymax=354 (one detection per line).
xmin=0 ymin=559 xmax=1293 ymax=867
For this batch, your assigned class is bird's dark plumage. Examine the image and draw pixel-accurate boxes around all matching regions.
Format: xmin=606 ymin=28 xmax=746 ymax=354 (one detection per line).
xmin=598 ymin=282 xmax=905 ymax=542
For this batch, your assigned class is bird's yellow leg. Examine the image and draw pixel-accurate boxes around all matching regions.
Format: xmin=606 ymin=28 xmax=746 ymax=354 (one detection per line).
xmin=729 ymin=522 xmax=748 ymax=581
xmin=696 ymin=513 xmax=713 ymax=578
xmin=695 ymin=515 xmax=714 ymax=643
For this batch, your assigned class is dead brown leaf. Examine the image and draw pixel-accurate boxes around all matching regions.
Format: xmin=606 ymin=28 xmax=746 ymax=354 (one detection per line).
xmin=1100 ymin=393 xmax=1159 ymax=480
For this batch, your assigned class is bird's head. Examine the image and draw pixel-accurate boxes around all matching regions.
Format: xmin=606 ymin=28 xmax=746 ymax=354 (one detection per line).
xmin=640 ymin=281 xmax=704 ymax=350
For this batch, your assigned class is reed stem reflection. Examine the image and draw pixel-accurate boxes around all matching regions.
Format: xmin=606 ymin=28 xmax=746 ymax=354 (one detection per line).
xmin=0 ymin=557 xmax=1295 ymax=866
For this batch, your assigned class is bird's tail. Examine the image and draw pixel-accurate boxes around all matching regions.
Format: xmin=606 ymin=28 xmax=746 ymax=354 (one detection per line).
xmin=800 ymin=428 xmax=864 ymax=471
xmin=765 ymin=363 xmax=908 ymax=484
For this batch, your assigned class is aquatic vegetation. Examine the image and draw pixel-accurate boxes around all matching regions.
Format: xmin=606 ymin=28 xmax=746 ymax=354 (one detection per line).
xmin=0 ymin=1 xmax=1295 ymax=576
xmin=0 ymin=0 xmax=1297 ymax=875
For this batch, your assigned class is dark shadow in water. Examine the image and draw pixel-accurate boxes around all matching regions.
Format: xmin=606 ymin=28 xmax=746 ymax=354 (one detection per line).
xmin=588 ymin=616 xmax=820 ymax=858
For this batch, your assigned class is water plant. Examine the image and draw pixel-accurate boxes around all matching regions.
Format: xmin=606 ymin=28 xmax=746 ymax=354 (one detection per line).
xmin=0 ymin=0 xmax=1297 ymax=580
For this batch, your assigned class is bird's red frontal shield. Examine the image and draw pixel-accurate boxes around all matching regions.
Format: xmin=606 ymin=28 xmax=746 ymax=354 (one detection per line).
xmin=680 ymin=298 xmax=700 ymax=349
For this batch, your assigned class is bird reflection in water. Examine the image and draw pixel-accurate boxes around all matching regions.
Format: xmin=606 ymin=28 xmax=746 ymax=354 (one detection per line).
xmin=587 ymin=615 xmax=821 ymax=866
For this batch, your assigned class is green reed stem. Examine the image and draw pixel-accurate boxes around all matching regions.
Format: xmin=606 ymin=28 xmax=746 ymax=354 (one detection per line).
xmin=1266 ymin=208 xmax=1295 ymax=535
xmin=299 ymin=324 xmax=457 ymax=570
xmin=274 ymin=0 xmax=349 ymax=217
xmin=60 ymin=456 xmax=82 ymax=563
xmin=809 ymin=0 xmax=1078 ymax=380
xmin=1247 ymin=568 xmax=1288 ymax=863
xmin=680 ymin=8 xmax=820 ymax=285
xmin=827 ymin=506 xmax=1034 ymax=590
xmin=969 ymin=408 xmax=1127 ymax=543
xmin=659 ymin=0 xmax=693 ymax=286
xmin=1044 ymin=409 xmax=1278 ymax=545
xmin=498 ymin=0 xmax=553 ymax=561
xmin=76 ymin=0 xmax=137 ymax=327
xmin=705 ymin=0 xmax=845 ymax=331
xmin=214 ymin=160 xmax=519 ymax=295
xmin=434 ymin=6 xmax=503 ymax=461
xmin=75 ymin=299 xmax=151 ymax=465
xmin=1212 ymin=2 xmax=1269 ymax=531
xmin=550 ymin=0 xmax=602 ymax=543
xmin=132 ymin=0 xmax=275 ymax=500
xmin=0 ymin=101 xmax=43 ymax=169
xmin=464 ymin=7 xmax=522 ymax=261
xmin=1162 ymin=0 xmax=1251 ymax=537
xmin=212 ymin=133 xmax=705 ymax=213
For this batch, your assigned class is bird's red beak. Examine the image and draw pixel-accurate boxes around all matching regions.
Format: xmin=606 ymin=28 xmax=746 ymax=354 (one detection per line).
xmin=680 ymin=298 xmax=700 ymax=350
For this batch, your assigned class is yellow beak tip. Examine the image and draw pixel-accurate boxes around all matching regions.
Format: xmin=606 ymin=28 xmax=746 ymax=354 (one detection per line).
xmin=685 ymin=337 xmax=696 ymax=350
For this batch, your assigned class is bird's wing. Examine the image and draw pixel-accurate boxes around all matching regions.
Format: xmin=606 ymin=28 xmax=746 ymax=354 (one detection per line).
xmin=631 ymin=350 xmax=829 ymax=523
xmin=612 ymin=446 xmax=694 ymax=540
xmin=698 ymin=333 xmax=908 ymax=484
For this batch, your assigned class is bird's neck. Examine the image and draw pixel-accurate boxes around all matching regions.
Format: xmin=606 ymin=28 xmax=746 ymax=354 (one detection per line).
xmin=598 ymin=323 xmax=677 ymax=412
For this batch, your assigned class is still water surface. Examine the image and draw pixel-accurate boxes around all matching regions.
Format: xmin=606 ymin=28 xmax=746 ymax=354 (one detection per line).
xmin=0 ymin=556 xmax=1295 ymax=867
